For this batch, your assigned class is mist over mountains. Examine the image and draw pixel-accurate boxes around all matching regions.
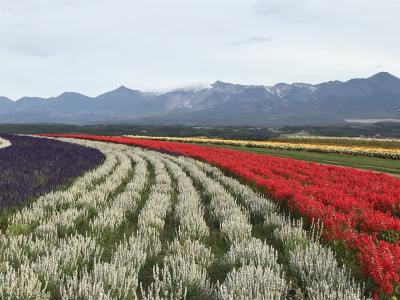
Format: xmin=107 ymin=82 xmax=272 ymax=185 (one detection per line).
xmin=1 ymin=72 xmax=399 ymax=126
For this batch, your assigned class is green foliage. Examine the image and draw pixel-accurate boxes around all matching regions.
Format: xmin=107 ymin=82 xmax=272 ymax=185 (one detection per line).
xmin=7 ymin=223 xmax=32 ymax=235
xmin=185 ymin=283 xmax=213 ymax=300
xmin=378 ymin=230 xmax=400 ymax=243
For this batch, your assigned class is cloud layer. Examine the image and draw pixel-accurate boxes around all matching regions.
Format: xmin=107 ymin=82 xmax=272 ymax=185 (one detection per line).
xmin=0 ymin=0 xmax=399 ymax=99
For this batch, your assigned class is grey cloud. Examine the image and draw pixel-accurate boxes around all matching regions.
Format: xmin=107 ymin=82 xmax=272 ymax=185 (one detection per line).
xmin=254 ymin=0 xmax=304 ymax=14
xmin=0 ymin=0 xmax=399 ymax=99
xmin=0 ymin=40 xmax=59 ymax=58
xmin=228 ymin=36 xmax=272 ymax=47
xmin=0 ymin=27 xmax=60 ymax=58
xmin=253 ymin=0 xmax=328 ymax=24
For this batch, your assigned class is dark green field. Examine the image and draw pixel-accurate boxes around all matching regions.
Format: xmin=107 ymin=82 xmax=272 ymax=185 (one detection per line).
xmin=201 ymin=143 xmax=400 ymax=176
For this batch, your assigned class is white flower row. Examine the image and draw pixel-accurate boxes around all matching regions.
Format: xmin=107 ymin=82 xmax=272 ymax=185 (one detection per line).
xmin=66 ymin=148 xmax=169 ymax=300
xmin=89 ymin=151 xmax=148 ymax=236
xmin=50 ymin=145 xmax=159 ymax=298
xmin=189 ymin=157 xmax=369 ymax=300
xmin=137 ymin=152 xmax=172 ymax=237
xmin=166 ymin=238 xmax=214 ymax=269
xmin=290 ymin=242 xmax=367 ymax=300
xmin=0 ymin=136 xmax=11 ymax=149
xmin=223 ymin=238 xmax=280 ymax=271
xmin=27 ymin=149 xmax=132 ymax=239
xmin=0 ymin=142 xmax=121 ymax=266
xmin=32 ymin=234 xmax=101 ymax=285
xmin=142 ymin=239 xmax=214 ymax=298
xmin=169 ymin=156 xmax=288 ymax=299
xmin=0 ymin=261 xmax=49 ymax=299
xmin=9 ymin=140 xmax=119 ymax=227
xmin=0 ymin=233 xmax=102 ymax=299
xmin=266 ymin=213 xmax=369 ymax=300
xmin=200 ymin=162 xmax=278 ymax=216
xmin=65 ymin=147 xmax=212 ymax=299
xmin=142 ymin=154 xmax=215 ymax=299
xmin=216 ymin=265 xmax=287 ymax=300
xmin=163 ymin=156 xmax=209 ymax=241
xmin=0 ymin=140 xmax=145 ymax=298
xmin=148 ymin=256 xmax=213 ymax=297
xmin=172 ymin=156 xmax=252 ymax=243
xmin=61 ymin=234 xmax=148 ymax=299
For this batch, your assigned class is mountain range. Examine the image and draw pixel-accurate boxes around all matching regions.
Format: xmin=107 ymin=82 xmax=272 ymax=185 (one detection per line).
xmin=1 ymin=72 xmax=399 ymax=126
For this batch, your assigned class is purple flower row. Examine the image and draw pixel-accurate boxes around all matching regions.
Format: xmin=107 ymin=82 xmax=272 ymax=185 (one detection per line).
xmin=0 ymin=134 xmax=105 ymax=211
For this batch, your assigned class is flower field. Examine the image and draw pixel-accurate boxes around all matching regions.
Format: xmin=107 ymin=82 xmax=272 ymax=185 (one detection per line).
xmin=124 ymin=135 xmax=400 ymax=160
xmin=0 ymin=134 xmax=104 ymax=211
xmin=286 ymin=135 xmax=400 ymax=146
xmin=40 ymin=134 xmax=400 ymax=299
xmin=1 ymin=136 xmax=371 ymax=299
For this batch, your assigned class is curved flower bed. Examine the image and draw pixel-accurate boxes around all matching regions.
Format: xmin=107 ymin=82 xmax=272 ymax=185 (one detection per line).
xmin=42 ymin=134 xmax=400 ymax=298
xmin=124 ymin=135 xmax=400 ymax=160
xmin=0 ymin=134 xmax=105 ymax=211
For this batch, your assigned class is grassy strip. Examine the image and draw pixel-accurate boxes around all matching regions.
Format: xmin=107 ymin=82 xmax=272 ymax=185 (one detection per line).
xmin=160 ymin=170 xmax=179 ymax=245
xmin=198 ymin=143 xmax=400 ymax=175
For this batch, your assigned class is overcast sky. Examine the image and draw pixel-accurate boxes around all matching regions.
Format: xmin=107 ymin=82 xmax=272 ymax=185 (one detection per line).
xmin=0 ymin=0 xmax=399 ymax=100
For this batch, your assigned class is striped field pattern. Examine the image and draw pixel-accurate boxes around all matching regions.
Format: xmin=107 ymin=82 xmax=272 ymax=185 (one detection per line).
xmin=0 ymin=137 xmax=371 ymax=299
xmin=40 ymin=134 xmax=400 ymax=299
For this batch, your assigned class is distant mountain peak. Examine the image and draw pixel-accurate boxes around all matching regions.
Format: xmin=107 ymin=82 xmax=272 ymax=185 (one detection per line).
xmin=58 ymin=91 xmax=86 ymax=98
xmin=369 ymin=71 xmax=399 ymax=81
xmin=0 ymin=71 xmax=399 ymax=125
xmin=211 ymin=80 xmax=250 ymax=95
xmin=211 ymin=80 xmax=233 ymax=88
xmin=97 ymin=85 xmax=142 ymax=100
xmin=116 ymin=85 xmax=129 ymax=91
xmin=111 ymin=85 xmax=137 ymax=94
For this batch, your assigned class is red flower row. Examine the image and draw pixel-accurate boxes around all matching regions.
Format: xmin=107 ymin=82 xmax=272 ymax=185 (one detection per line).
xmin=41 ymin=134 xmax=400 ymax=297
